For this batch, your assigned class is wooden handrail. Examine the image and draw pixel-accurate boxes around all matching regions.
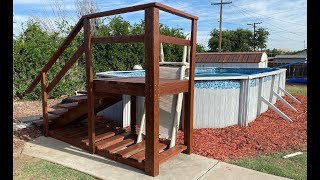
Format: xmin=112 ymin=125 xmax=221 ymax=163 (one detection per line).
xmin=91 ymin=35 xmax=144 ymax=44
xmin=159 ymin=35 xmax=191 ymax=46
xmin=83 ymin=3 xmax=155 ymax=19
xmin=25 ymin=17 xmax=84 ymax=94
xmin=83 ymin=2 xmax=198 ymax=20
xmin=46 ymin=44 xmax=85 ymax=93
xmin=154 ymin=3 xmax=198 ymax=20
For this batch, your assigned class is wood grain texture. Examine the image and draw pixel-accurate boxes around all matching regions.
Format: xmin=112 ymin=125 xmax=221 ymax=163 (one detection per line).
xmin=84 ymin=18 xmax=96 ymax=154
xmin=41 ymin=72 xmax=49 ymax=137
xmin=93 ymin=77 xmax=188 ymax=97
xmin=144 ymin=7 xmax=160 ymax=177
xmin=159 ymin=35 xmax=191 ymax=46
xmin=184 ymin=19 xmax=197 ymax=154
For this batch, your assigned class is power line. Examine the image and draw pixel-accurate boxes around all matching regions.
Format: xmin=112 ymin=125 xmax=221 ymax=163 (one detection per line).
xmin=229 ymin=4 xmax=305 ymax=36
xmin=211 ymin=0 xmax=232 ymax=52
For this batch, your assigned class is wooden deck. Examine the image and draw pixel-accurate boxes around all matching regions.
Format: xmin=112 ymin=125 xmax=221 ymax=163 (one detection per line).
xmin=49 ymin=121 xmax=187 ymax=171
xmin=94 ymin=77 xmax=189 ymax=96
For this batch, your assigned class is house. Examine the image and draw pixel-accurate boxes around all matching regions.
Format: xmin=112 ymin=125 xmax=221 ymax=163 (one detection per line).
xmin=272 ymin=49 xmax=307 ymax=64
xmin=196 ymin=52 xmax=268 ymax=68
xmin=268 ymin=49 xmax=307 ymax=78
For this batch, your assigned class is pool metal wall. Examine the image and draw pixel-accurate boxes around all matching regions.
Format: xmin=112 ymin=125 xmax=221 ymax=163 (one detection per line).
xmin=98 ymin=68 xmax=286 ymax=128
xmin=193 ymin=68 xmax=286 ymax=128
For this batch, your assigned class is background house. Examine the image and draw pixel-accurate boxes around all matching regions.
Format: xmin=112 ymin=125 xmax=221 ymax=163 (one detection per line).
xmin=196 ymin=52 xmax=268 ymax=68
xmin=268 ymin=49 xmax=307 ymax=78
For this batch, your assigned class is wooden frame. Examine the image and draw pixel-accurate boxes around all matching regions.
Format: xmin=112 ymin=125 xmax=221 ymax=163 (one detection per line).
xmin=25 ymin=2 xmax=198 ymax=177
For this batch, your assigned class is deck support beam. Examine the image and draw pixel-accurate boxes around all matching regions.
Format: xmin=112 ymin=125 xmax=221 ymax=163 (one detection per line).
xmin=84 ymin=18 xmax=96 ymax=154
xmin=183 ymin=19 xmax=197 ymax=154
xmin=144 ymin=7 xmax=160 ymax=177
xmin=41 ymin=72 xmax=49 ymax=137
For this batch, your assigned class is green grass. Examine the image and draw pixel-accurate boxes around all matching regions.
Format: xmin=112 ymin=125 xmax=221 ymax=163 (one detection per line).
xmin=228 ymin=150 xmax=307 ymax=180
xmin=285 ymin=84 xmax=307 ymax=96
xmin=14 ymin=160 xmax=97 ymax=180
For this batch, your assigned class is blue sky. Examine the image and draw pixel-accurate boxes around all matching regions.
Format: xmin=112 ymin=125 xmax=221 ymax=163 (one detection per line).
xmin=13 ymin=0 xmax=307 ymax=51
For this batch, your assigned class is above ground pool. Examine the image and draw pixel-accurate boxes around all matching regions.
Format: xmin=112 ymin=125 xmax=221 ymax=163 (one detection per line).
xmin=97 ymin=67 xmax=287 ymax=128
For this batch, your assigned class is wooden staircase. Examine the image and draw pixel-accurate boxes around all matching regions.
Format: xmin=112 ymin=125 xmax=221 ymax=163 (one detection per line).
xmin=36 ymin=95 xmax=121 ymax=130
xmin=49 ymin=120 xmax=187 ymax=171
xmin=24 ymin=2 xmax=197 ymax=176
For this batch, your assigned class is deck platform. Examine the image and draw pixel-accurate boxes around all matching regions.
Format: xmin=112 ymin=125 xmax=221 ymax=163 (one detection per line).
xmin=49 ymin=120 xmax=187 ymax=171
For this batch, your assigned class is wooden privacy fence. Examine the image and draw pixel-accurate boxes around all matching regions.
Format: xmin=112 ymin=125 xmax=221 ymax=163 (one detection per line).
xmin=268 ymin=62 xmax=307 ymax=78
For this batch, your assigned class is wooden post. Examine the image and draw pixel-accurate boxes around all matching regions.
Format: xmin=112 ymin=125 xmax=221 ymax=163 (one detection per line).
xmin=183 ymin=19 xmax=197 ymax=154
xmin=41 ymin=72 xmax=49 ymax=137
xmin=130 ymin=96 xmax=136 ymax=133
xmin=84 ymin=18 xmax=96 ymax=154
xmin=144 ymin=7 xmax=160 ymax=177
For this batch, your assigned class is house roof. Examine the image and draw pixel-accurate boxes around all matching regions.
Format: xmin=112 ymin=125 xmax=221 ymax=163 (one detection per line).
xmin=274 ymin=55 xmax=306 ymax=59
xmin=196 ymin=52 xmax=266 ymax=63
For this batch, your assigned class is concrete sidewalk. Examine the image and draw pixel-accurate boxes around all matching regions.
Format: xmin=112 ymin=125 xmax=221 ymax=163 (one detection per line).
xmin=21 ymin=136 xmax=291 ymax=180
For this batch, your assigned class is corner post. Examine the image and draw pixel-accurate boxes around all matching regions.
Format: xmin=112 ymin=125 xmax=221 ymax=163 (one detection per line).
xmin=84 ymin=18 xmax=96 ymax=154
xmin=41 ymin=72 xmax=49 ymax=137
xmin=183 ymin=19 xmax=197 ymax=154
xmin=144 ymin=6 xmax=160 ymax=176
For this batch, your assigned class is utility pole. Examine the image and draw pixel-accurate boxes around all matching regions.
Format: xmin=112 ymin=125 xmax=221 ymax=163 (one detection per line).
xmin=247 ymin=22 xmax=262 ymax=51
xmin=212 ymin=0 xmax=232 ymax=52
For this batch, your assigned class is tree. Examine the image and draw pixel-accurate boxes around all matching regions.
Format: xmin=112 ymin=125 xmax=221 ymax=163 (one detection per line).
xmin=254 ymin=28 xmax=269 ymax=51
xmin=208 ymin=28 xmax=269 ymax=52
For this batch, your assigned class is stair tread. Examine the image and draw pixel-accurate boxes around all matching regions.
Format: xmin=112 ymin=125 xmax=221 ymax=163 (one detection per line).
xmin=41 ymin=114 xmax=60 ymax=120
xmin=64 ymin=95 xmax=87 ymax=103
xmin=48 ymin=109 xmax=68 ymax=115
xmin=104 ymin=138 xmax=135 ymax=154
xmin=116 ymin=141 xmax=146 ymax=158
xmin=129 ymin=143 xmax=167 ymax=162
xmin=58 ymin=102 xmax=79 ymax=109
xmin=95 ymin=135 xmax=126 ymax=150
xmin=82 ymin=128 xmax=125 ymax=145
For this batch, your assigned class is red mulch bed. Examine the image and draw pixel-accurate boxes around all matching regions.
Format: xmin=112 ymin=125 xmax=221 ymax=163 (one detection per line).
xmin=176 ymin=95 xmax=307 ymax=161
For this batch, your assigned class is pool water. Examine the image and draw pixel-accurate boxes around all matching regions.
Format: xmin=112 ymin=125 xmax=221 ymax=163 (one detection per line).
xmin=104 ymin=68 xmax=275 ymax=77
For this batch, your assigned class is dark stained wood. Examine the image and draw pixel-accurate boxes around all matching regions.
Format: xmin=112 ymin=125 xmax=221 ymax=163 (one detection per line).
xmin=154 ymin=2 xmax=198 ymax=20
xmin=144 ymin=7 xmax=160 ymax=177
xmin=41 ymin=72 xmax=49 ymax=137
xmin=83 ymin=3 xmax=156 ymax=19
xmin=82 ymin=129 xmax=125 ymax=145
xmin=130 ymin=96 xmax=136 ymax=133
xmin=46 ymin=45 xmax=84 ymax=93
xmin=97 ymin=150 xmax=145 ymax=171
xmin=95 ymin=135 xmax=127 ymax=150
xmin=63 ymin=95 xmax=88 ymax=103
xmin=159 ymin=145 xmax=187 ymax=164
xmin=84 ymin=18 xmax=96 ymax=154
xmin=183 ymin=19 xmax=197 ymax=154
xmin=57 ymin=102 xmax=79 ymax=110
xmin=94 ymin=77 xmax=188 ymax=97
xmin=50 ymin=97 xmax=121 ymax=129
xmin=26 ymin=18 xmax=83 ymax=93
xmin=129 ymin=143 xmax=167 ymax=163
xmin=48 ymin=109 xmax=68 ymax=115
xmin=116 ymin=141 xmax=146 ymax=158
xmin=91 ymin=35 xmax=144 ymax=44
xmin=159 ymin=35 xmax=191 ymax=46
xmin=104 ymin=138 xmax=135 ymax=154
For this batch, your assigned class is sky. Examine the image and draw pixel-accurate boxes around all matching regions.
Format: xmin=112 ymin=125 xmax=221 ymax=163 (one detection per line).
xmin=13 ymin=0 xmax=307 ymax=51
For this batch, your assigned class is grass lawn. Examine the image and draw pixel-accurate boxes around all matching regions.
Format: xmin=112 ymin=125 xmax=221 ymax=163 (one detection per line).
xmin=14 ymin=160 xmax=97 ymax=180
xmin=285 ymin=84 xmax=307 ymax=96
xmin=228 ymin=149 xmax=307 ymax=180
